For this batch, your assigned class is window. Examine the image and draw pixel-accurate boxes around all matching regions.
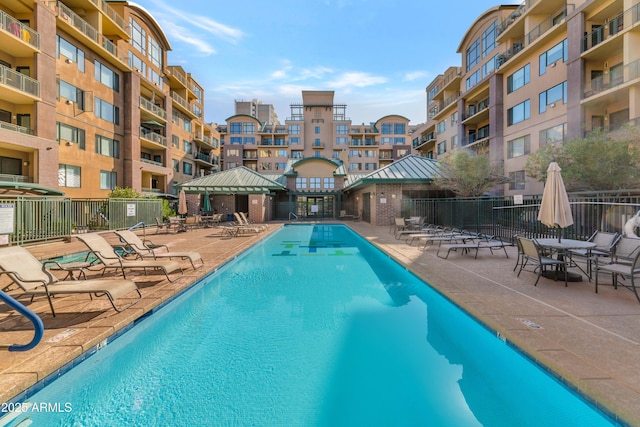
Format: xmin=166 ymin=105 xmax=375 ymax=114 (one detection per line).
xmin=56 ymin=36 xmax=84 ymax=72
xmin=437 ymin=141 xmax=446 ymax=155
xmin=364 ymin=150 xmax=375 ymax=158
xmin=289 ymin=137 xmax=300 ymax=145
xmin=507 ymin=99 xmax=530 ymax=126
xmin=149 ymin=69 xmax=162 ymax=87
xmin=243 ymin=122 xmax=255 ymax=134
xmin=332 ymin=151 xmax=341 ymax=160
xmin=482 ymin=21 xmax=497 ymax=57
xmin=482 ymin=55 xmax=497 ymax=78
xmin=94 ymin=98 xmax=119 ymax=124
xmin=128 ymin=52 xmax=146 ymax=76
xmin=336 ymin=137 xmax=348 ymax=145
xmin=274 ymin=137 xmax=285 ymax=146
xmin=58 ymin=164 xmax=80 ymax=187
xmin=349 ymin=150 xmax=361 ymax=158
xmin=276 ymin=149 xmax=287 ymax=157
xmin=466 ymin=38 xmax=480 ymax=71
xmin=314 ymin=138 xmax=321 ymax=147
xmin=539 ymin=123 xmax=567 ymax=145
xmin=172 ymin=159 xmax=179 ymax=171
xmin=230 ymin=123 xmax=242 ymax=134
xmin=336 ymin=125 xmax=348 ymax=134
xmin=539 ymin=81 xmax=567 ymax=113
xmin=394 ymin=137 xmax=405 ymax=144
xmin=539 ymin=39 xmax=568 ymax=75
xmin=365 ymin=163 xmax=377 ymax=171
xmin=183 ymin=119 xmax=191 ymax=133
xmin=509 ymin=170 xmax=526 ymax=190
xmin=349 ymin=163 xmax=362 ymax=171
xmin=466 ymin=70 xmax=480 ymax=90
xmin=323 ymin=178 xmax=334 ymax=189
xmin=260 ymin=163 xmax=272 ymax=171
xmin=507 ymin=135 xmax=530 ymax=158
xmin=172 ymin=135 xmax=179 ymax=148
xmin=260 ymin=149 xmax=272 ymax=158
xmin=149 ymin=37 xmax=162 ymax=68
xmin=437 ymin=120 xmax=446 ymax=134
xmin=381 ymin=137 xmax=392 ymax=144
xmin=229 ymin=137 xmax=242 ymax=144
xmin=183 ymin=162 xmax=193 ymax=175
xmin=507 ymin=64 xmax=530 ymax=93
xmin=394 ymin=123 xmax=406 ymax=134
xmin=58 ymin=80 xmax=84 ymax=109
xmin=397 ymin=148 xmax=408 ymax=157
xmin=309 ymin=178 xmax=321 ymax=189
xmin=450 ymin=112 xmax=458 ymax=126
xmin=292 ymin=151 xmax=303 ymax=159
xmin=184 ymin=141 xmax=192 ymax=154
xmin=95 ymin=135 xmax=119 ymax=158
xmin=130 ymin=18 xmax=146 ymax=55
xmin=226 ymin=148 xmax=240 ymax=157
xmin=57 ymin=122 xmax=85 ymax=149
xmin=94 ymin=61 xmax=119 ymax=91
xmin=275 ymin=162 xmax=286 ymax=170
xmin=427 ymin=86 xmax=438 ymax=104
xmin=315 ymin=126 xmax=320 ymax=134
xmin=451 ymin=135 xmax=458 ymax=149
xmin=99 ymin=170 xmax=117 ymax=190
xmin=381 ymin=123 xmax=392 ymax=134
xmin=289 ymin=125 xmax=300 ymax=134
xmin=296 ymin=177 xmax=307 ymax=189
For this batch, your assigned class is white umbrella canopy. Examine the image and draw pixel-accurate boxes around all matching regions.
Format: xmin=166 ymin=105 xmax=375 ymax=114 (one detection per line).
xmin=538 ymin=162 xmax=574 ymax=241
xmin=178 ymin=189 xmax=188 ymax=215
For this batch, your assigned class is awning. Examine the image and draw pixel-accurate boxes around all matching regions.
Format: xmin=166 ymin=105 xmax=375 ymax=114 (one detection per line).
xmin=0 ymin=182 xmax=65 ymax=196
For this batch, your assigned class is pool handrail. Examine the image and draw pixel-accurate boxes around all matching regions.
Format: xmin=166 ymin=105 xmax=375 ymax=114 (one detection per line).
xmin=0 ymin=290 xmax=44 ymax=351
xmin=289 ymin=212 xmax=298 ymax=222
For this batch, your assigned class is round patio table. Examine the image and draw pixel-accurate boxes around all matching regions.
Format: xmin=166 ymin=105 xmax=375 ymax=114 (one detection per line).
xmin=534 ymin=238 xmax=596 ymax=282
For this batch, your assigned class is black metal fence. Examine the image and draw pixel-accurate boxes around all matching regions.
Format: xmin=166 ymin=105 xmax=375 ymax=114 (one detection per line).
xmin=402 ymin=190 xmax=640 ymax=242
xmin=0 ymin=197 xmax=162 ymax=245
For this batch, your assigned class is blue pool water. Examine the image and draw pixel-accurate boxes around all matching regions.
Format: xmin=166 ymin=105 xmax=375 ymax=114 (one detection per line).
xmin=5 ymin=224 xmax=613 ymax=426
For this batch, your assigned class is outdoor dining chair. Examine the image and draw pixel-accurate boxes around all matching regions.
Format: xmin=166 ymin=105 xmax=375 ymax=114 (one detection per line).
xmin=516 ymin=237 xmax=568 ymax=287
xmin=568 ymin=231 xmax=620 ymax=279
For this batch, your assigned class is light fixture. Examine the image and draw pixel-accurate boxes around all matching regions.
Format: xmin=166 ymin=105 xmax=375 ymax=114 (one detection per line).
xmin=65 ymin=141 xmax=73 ymax=146
xmin=23 ymin=161 xmax=29 ymax=166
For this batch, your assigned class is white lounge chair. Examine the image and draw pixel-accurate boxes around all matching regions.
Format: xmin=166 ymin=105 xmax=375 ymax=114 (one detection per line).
xmin=115 ymin=230 xmax=204 ymax=270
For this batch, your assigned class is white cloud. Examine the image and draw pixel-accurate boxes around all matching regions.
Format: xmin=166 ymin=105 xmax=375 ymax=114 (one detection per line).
xmin=404 ymin=71 xmax=428 ymax=82
xmin=160 ymin=21 xmax=216 ymax=55
xmin=328 ymin=72 xmax=387 ymax=88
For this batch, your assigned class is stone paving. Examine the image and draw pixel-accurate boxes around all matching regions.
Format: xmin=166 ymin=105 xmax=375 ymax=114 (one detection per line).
xmin=0 ymin=221 xmax=639 ymax=425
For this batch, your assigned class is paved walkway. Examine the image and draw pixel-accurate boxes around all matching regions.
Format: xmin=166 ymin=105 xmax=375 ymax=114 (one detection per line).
xmin=1 ymin=222 xmax=639 ymax=425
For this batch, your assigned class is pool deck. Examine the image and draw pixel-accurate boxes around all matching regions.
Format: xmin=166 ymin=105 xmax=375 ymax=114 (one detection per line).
xmin=1 ymin=222 xmax=639 ymax=425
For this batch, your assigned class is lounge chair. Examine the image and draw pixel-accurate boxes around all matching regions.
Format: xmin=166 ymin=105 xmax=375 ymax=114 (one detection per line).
xmin=0 ymin=246 xmax=140 ymax=316
xmin=233 ymin=213 xmax=264 ymax=234
xmin=76 ymin=233 xmax=184 ymax=282
xmin=238 ymin=212 xmax=267 ymax=231
xmin=437 ymin=235 xmax=511 ymax=259
xmin=114 ymin=230 xmax=204 ymax=270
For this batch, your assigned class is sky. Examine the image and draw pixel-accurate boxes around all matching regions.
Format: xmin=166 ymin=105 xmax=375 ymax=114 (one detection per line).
xmin=134 ymin=0 xmax=521 ymax=125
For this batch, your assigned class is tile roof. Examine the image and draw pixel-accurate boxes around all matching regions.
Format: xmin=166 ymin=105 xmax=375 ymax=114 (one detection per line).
xmin=176 ymin=166 xmax=285 ymax=194
xmin=344 ymin=154 xmax=442 ymax=190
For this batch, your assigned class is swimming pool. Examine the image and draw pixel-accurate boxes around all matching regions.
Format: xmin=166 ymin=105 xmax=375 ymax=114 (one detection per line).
xmin=3 ymin=224 xmax=614 ymax=426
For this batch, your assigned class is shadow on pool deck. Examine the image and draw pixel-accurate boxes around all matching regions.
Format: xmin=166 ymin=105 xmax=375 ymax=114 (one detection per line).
xmin=1 ymin=221 xmax=639 ymax=425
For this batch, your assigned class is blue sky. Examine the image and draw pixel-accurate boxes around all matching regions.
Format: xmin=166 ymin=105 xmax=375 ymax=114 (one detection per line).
xmin=134 ymin=0 xmax=520 ymax=125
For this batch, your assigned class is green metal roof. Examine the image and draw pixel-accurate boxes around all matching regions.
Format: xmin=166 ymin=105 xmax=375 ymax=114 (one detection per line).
xmin=0 ymin=181 xmax=65 ymax=196
xmin=344 ymin=155 xmax=443 ymax=190
xmin=176 ymin=166 xmax=286 ymax=194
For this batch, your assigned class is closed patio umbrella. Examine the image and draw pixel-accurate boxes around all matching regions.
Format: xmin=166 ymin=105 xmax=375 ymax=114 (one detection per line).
xmin=538 ymin=162 xmax=573 ymax=242
xmin=203 ymin=191 xmax=211 ymax=213
xmin=178 ymin=189 xmax=188 ymax=216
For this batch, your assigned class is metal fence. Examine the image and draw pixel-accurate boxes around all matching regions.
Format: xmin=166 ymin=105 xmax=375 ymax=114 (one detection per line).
xmin=0 ymin=197 xmax=162 ymax=245
xmin=402 ymin=190 xmax=640 ymax=242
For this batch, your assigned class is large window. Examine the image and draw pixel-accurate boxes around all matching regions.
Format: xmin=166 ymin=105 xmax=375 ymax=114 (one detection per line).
xmin=482 ymin=21 xmax=497 ymax=57
xmin=184 ymin=141 xmax=193 ymax=154
xmin=507 ymin=99 xmax=530 ymax=126
xmin=94 ymin=61 xmax=119 ymax=91
xmin=58 ymin=80 xmax=84 ymax=109
xmin=539 ymin=81 xmax=567 ymax=113
xmin=323 ymin=177 xmax=334 ymax=189
xmin=289 ymin=125 xmax=300 ymax=134
xmin=130 ymin=18 xmax=146 ymax=55
xmin=507 ymin=135 xmax=530 ymax=159
xmin=507 ymin=64 xmax=530 ymax=93
xmin=539 ymin=123 xmax=567 ymax=145
xmin=466 ymin=38 xmax=481 ymax=71
xmin=128 ymin=52 xmax=146 ymax=75
xmin=482 ymin=55 xmax=498 ymax=78
xmin=336 ymin=125 xmax=348 ymax=134
xmin=230 ymin=123 xmax=242 ymax=134
xmin=309 ymin=178 xmax=321 ymax=189
xmin=437 ymin=120 xmax=446 ymax=134
xmin=94 ymin=98 xmax=119 ymax=124
xmin=509 ymin=170 xmax=526 ymax=190
xmin=394 ymin=137 xmax=405 ymax=144
xmin=381 ymin=123 xmax=392 ymax=134
xmin=539 ymin=39 xmax=568 ymax=75
xmin=149 ymin=37 xmax=162 ymax=68
xmin=58 ymin=164 xmax=80 ymax=187
xmin=183 ymin=161 xmax=193 ymax=175
xmin=56 ymin=36 xmax=84 ymax=72
xmin=95 ymin=135 xmax=119 ymax=158
xmin=296 ymin=177 xmax=307 ymax=189
xmin=57 ymin=122 xmax=85 ymax=149
xmin=100 ymin=170 xmax=117 ymax=190
xmin=437 ymin=141 xmax=446 ymax=155
xmin=466 ymin=70 xmax=480 ymax=90
xmin=243 ymin=122 xmax=255 ymax=134
xmin=394 ymin=123 xmax=405 ymax=134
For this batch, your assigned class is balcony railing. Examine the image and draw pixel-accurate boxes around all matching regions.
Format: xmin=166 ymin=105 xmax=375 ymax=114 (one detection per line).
xmin=582 ymin=59 xmax=640 ymax=99
xmin=582 ymin=3 xmax=640 ymax=52
xmin=0 ymin=10 xmax=40 ymax=49
xmin=0 ymin=120 xmax=32 ymax=135
xmin=140 ymin=157 xmax=165 ymax=167
xmin=462 ymin=98 xmax=490 ymax=121
xmin=194 ymin=152 xmax=212 ymax=163
xmin=166 ymin=67 xmax=188 ymax=87
xmin=139 ymin=127 xmax=167 ymax=147
xmin=139 ymin=96 xmax=167 ymax=120
xmin=0 ymin=64 xmax=40 ymax=98
xmin=0 ymin=173 xmax=32 ymax=183
xmin=171 ymin=91 xmax=196 ymax=116
xmin=100 ymin=0 xmax=128 ymax=34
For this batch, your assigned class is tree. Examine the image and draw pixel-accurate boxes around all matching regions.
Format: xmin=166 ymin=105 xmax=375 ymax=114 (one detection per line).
xmin=108 ymin=186 xmax=141 ymax=198
xmin=433 ymin=149 xmax=508 ymax=197
xmin=525 ymin=126 xmax=640 ymax=191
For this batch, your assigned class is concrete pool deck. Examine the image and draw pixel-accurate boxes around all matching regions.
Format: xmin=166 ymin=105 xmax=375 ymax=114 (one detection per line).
xmin=0 ymin=222 xmax=639 ymax=425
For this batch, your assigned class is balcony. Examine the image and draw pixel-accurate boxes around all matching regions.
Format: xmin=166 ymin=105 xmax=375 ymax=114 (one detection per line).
xmin=171 ymin=91 xmax=198 ymax=119
xmin=0 ymin=64 xmax=40 ymax=103
xmin=166 ymin=67 xmax=189 ymax=89
xmin=0 ymin=120 xmax=31 ymax=135
xmin=582 ymin=4 xmax=640 ymax=57
xmin=140 ymin=157 xmax=165 ymax=168
xmin=54 ymin=2 xmax=128 ymax=69
xmin=100 ymin=0 xmax=129 ymax=39
xmin=0 ymin=173 xmax=32 ymax=183
xmin=194 ymin=152 xmax=213 ymax=165
xmin=312 ymin=141 xmax=325 ymax=149
xmin=582 ymin=59 xmax=640 ymax=100
xmin=462 ymin=98 xmax=490 ymax=124
xmin=139 ymin=96 xmax=167 ymax=121
xmin=0 ymin=10 xmax=40 ymax=56
xmin=139 ymin=127 xmax=167 ymax=148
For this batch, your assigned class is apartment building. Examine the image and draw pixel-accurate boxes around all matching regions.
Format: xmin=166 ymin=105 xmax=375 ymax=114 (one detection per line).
xmin=415 ymin=0 xmax=639 ymax=196
xmin=0 ymin=0 xmax=219 ymax=198
xmin=220 ymin=90 xmax=412 ymax=174
xmin=235 ymin=99 xmax=279 ymax=125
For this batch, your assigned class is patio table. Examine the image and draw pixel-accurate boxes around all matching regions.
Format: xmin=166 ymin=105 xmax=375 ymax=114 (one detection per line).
xmin=534 ymin=238 xmax=596 ymax=282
